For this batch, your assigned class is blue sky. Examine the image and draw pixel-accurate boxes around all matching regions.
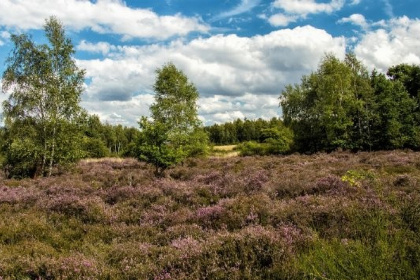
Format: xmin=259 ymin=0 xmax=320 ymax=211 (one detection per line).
xmin=0 ymin=0 xmax=420 ymax=126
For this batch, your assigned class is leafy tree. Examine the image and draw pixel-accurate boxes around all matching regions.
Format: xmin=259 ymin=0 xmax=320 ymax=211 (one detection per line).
xmin=345 ymin=53 xmax=375 ymax=150
xmin=205 ymin=117 xmax=288 ymax=145
xmin=281 ymin=54 xmax=374 ymax=152
xmin=137 ymin=117 xmax=185 ymax=175
xmin=387 ymin=64 xmax=420 ymax=146
xmin=260 ymin=126 xmax=294 ymax=153
xmin=387 ymin=64 xmax=420 ymax=100
xmin=1 ymin=17 xmax=85 ymax=177
xmin=236 ymin=122 xmax=293 ymax=156
xmin=138 ymin=63 xmax=208 ymax=175
xmin=370 ymin=71 xmax=417 ymax=149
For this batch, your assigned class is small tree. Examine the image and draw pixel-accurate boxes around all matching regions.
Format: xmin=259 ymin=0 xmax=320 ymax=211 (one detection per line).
xmin=138 ymin=63 xmax=208 ymax=176
xmin=1 ymin=17 xmax=85 ymax=177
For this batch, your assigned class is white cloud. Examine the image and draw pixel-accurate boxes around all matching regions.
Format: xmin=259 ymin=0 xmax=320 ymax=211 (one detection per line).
xmin=350 ymin=0 xmax=361 ymax=5
xmin=338 ymin=14 xmax=368 ymax=29
xmin=76 ymin=25 xmax=346 ymax=125
xmin=1 ymin=31 xmax=10 ymax=39
xmin=382 ymin=0 xmax=394 ymax=18
xmin=0 ymin=30 xmax=10 ymax=46
xmin=268 ymin=14 xmax=298 ymax=27
xmin=77 ymin=41 xmax=117 ymax=56
xmin=267 ymin=0 xmax=345 ymax=27
xmin=0 ymin=0 xmax=208 ymax=40
xmin=212 ymin=0 xmax=261 ymax=22
xmin=81 ymin=94 xmax=155 ymax=126
xmin=355 ymin=17 xmax=420 ymax=72
xmin=273 ymin=0 xmax=345 ymax=16
xmin=199 ymin=94 xmax=280 ymax=124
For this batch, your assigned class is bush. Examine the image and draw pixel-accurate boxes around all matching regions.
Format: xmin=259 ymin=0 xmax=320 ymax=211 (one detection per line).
xmin=82 ymin=137 xmax=110 ymax=158
xmin=237 ymin=141 xmax=269 ymax=156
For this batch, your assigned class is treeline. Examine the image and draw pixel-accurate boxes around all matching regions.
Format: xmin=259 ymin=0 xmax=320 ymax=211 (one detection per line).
xmin=204 ymin=117 xmax=286 ymax=145
xmin=80 ymin=114 xmax=140 ymax=158
xmin=281 ymin=53 xmax=420 ymax=153
xmin=2 ymin=16 xmax=420 ymax=178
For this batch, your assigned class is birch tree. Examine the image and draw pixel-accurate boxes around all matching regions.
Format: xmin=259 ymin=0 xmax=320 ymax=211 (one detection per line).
xmin=1 ymin=17 xmax=85 ymax=177
xmin=138 ymin=63 xmax=208 ymax=176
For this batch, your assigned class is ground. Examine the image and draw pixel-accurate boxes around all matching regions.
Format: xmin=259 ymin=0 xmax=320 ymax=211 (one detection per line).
xmin=0 ymin=151 xmax=420 ymax=279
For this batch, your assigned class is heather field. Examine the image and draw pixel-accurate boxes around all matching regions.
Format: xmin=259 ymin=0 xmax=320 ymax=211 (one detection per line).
xmin=1 ymin=151 xmax=420 ymax=279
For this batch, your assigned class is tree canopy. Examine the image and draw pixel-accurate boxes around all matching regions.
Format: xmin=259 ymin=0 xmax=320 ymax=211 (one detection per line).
xmin=137 ymin=63 xmax=208 ymax=175
xmin=1 ymin=16 xmax=85 ymax=177
xmin=280 ymin=53 xmax=420 ymax=153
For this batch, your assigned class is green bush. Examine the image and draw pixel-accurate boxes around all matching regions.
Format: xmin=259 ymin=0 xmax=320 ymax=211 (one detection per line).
xmin=82 ymin=137 xmax=110 ymax=158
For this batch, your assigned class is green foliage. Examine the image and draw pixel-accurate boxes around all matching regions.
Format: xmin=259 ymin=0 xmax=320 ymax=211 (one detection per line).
xmin=387 ymin=64 xmax=420 ymax=100
xmin=1 ymin=17 xmax=85 ymax=177
xmin=151 ymin=63 xmax=201 ymax=131
xmin=370 ymin=71 xmax=418 ymax=149
xmin=205 ymin=117 xmax=287 ymax=145
xmin=78 ymin=114 xmax=140 ymax=158
xmin=137 ymin=63 xmax=208 ymax=175
xmin=236 ymin=122 xmax=293 ymax=156
xmin=138 ymin=117 xmax=186 ymax=176
xmin=341 ymin=169 xmax=375 ymax=187
xmin=2 ymin=122 xmax=41 ymax=178
xmin=81 ymin=137 xmax=110 ymax=158
xmin=281 ymin=53 xmax=420 ymax=152
xmin=237 ymin=141 xmax=268 ymax=156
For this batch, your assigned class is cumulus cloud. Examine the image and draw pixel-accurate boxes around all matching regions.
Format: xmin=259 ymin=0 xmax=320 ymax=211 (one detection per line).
xmin=268 ymin=14 xmax=298 ymax=27
xmin=355 ymin=17 xmax=420 ymax=72
xmin=198 ymin=94 xmax=281 ymax=124
xmin=338 ymin=14 xmax=368 ymax=29
xmin=81 ymin=94 xmax=155 ymax=126
xmin=212 ymin=0 xmax=261 ymax=22
xmin=76 ymin=25 xmax=345 ymax=125
xmin=272 ymin=0 xmax=345 ymax=16
xmin=267 ymin=0 xmax=345 ymax=27
xmin=0 ymin=0 xmax=208 ymax=40
xmin=77 ymin=41 xmax=117 ymax=56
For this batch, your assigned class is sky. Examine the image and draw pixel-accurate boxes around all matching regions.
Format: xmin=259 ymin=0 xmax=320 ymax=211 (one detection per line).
xmin=0 ymin=0 xmax=419 ymax=127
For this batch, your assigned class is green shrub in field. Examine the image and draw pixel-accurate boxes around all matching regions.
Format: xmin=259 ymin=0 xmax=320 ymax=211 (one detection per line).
xmin=82 ymin=137 xmax=110 ymax=158
xmin=341 ymin=169 xmax=375 ymax=187
xmin=236 ymin=127 xmax=293 ymax=156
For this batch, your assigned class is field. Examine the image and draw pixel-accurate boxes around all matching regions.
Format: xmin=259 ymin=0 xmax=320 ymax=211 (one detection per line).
xmin=1 ymin=151 xmax=420 ymax=279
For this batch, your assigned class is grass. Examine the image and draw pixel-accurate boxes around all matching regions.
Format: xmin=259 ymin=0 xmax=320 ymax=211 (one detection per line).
xmin=0 ymin=151 xmax=420 ymax=279
xmin=210 ymin=145 xmax=239 ymax=158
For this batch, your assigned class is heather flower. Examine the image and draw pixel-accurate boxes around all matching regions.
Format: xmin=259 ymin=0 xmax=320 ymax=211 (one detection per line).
xmin=244 ymin=169 xmax=269 ymax=193
xmin=0 ymin=186 xmax=40 ymax=205
xmin=171 ymin=236 xmax=202 ymax=259
xmin=196 ymin=205 xmax=224 ymax=219
xmin=154 ymin=271 xmax=172 ymax=280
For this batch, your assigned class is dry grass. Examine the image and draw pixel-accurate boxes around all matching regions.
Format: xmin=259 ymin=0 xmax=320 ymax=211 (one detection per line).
xmin=212 ymin=145 xmax=237 ymax=151
xmin=210 ymin=145 xmax=239 ymax=158
xmin=80 ymin=157 xmax=129 ymax=163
